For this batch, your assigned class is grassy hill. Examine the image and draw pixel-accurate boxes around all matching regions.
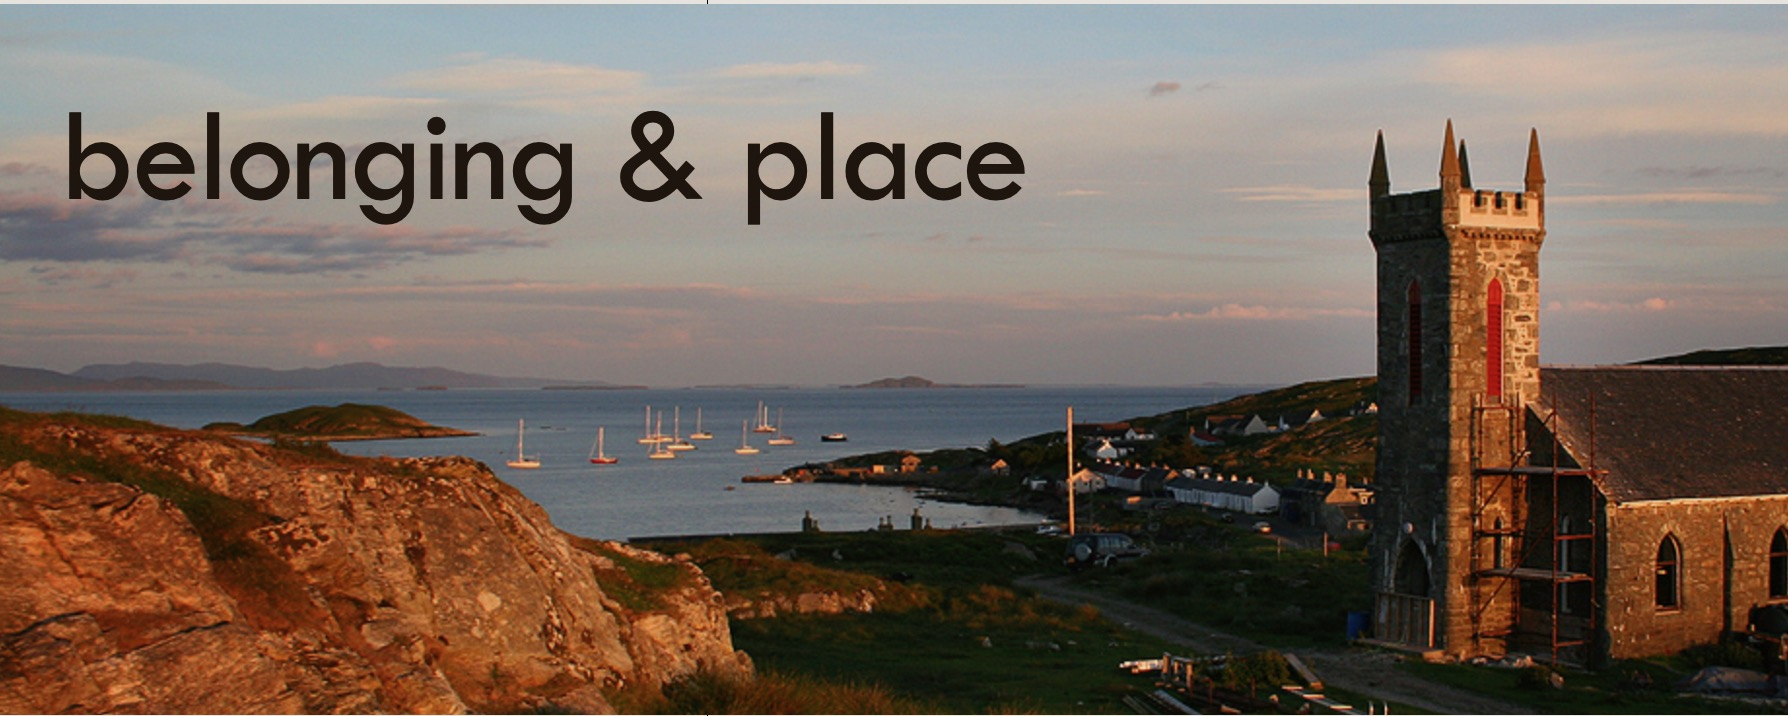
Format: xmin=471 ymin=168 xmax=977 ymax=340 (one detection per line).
xmin=988 ymin=376 xmax=1379 ymax=484
xmin=1636 ymin=345 xmax=1788 ymax=366
xmin=205 ymin=403 xmax=475 ymax=441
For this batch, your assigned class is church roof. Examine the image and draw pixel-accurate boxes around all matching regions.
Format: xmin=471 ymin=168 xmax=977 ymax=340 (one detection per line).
xmin=1538 ymin=365 xmax=1788 ymax=503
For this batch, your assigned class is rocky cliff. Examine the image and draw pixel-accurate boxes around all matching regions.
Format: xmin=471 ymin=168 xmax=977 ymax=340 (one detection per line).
xmin=0 ymin=409 xmax=750 ymax=713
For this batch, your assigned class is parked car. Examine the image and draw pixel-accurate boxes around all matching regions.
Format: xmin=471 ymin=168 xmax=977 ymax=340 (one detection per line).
xmin=1065 ymin=533 xmax=1150 ymax=570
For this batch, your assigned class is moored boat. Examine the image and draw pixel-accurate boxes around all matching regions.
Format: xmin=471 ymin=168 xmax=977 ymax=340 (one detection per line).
xmin=589 ymin=426 xmax=618 ymax=465
xmin=506 ymin=419 xmax=541 ymax=469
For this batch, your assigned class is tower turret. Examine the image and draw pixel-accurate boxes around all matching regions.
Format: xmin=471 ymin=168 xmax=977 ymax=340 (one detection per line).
xmin=1524 ymin=128 xmax=1545 ymax=196
xmin=1369 ymin=130 xmax=1390 ymax=202
xmin=1457 ymin=140 xmax=1472 ymax=190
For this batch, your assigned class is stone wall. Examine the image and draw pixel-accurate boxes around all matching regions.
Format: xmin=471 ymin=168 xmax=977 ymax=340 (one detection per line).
xmin=1603 ymin=496 xmax=1788 ymax=660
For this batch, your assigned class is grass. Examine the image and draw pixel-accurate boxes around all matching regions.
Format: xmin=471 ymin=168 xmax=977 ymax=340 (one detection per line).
xmin=652 ymin=530 xmax=1180 ymax=713
xmin=1062 ymin=508 xmax=1374 ymax=649
xmin=731 ymin=599 xmax=1167 ymax=713
xmin=570 ymin=536 xmax=701 ymax=614
xmin=1400 ymin=660 xmax=1766 ymax=714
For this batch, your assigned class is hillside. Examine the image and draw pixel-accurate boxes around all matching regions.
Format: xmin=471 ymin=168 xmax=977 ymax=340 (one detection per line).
xmin=204 ymin=403 xmax=476 ymax=441
xmin=0 ymin=364 xmax=232 ymax=392
xmin=0 ymin=406 xmax=749 ymax=712
xmin=1637 ymin=345 xmax=1788 ymax=366
xmin=71 ymin=361 xmax=639 ymax=390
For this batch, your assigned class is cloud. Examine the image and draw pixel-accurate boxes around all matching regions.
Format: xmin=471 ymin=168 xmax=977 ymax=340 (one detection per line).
xmin=1223 ymin=185 xmax=1360 ymax=203
xmin=1550 ymin=191 xmax=1774 ymax=206
xmin=398 ymin=56 xmax=642 ymax=96
xmin=0 ymin=190 xmax=548 ymax=275
xmin=1637 ymin=165 xmax=1787 ymax=180
xmin=1148 ymin=81 xmax=1181 ymax=98
xmin=1411 ymin=33 xmax=1788 ymax=136
xmin=1 ymin=163 xmax=55 ymax=177
xmin=1132 ymin=304 xmax=1372 ymax=322
xmin=26 ymin=265 xmax=139 ymax=288
xmin=1545 ymin=297 xmax=1673 ymax=313
xmin=391 ymin=56 xmax=647 ymax=112
xmin=716 ymin=61 xmax=867 ymax=79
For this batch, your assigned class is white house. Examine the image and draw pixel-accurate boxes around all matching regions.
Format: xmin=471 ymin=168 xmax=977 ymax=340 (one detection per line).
xmin=1165 ymin=472 xmax=1280 ymax=514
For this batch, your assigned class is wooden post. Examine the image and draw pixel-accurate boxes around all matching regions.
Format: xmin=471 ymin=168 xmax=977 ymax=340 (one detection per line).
xmin=1067 ymin=406 xmax=1076 ymax=536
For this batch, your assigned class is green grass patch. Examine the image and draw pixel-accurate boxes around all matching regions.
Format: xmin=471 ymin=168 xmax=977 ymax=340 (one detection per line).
xmin=570 ymin=537 xmax=700 ymax=613
xmin=1077 ymin=525 xmax=1371 ymax=649
xmin=1401 ymin=660 xmax=1762 ymax=714
xmin=732 ymin=603 xmax=1166 ymax=714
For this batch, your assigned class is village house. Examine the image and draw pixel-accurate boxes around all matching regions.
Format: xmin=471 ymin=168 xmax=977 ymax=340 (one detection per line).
xmin=1164 ymin=470 xmax=1281 ymax=515
xmin=1365 ymin=122 xmax=1788 ymax=666
xmin=1087 ymin=460 xmax=1171 ymax=496
xmin=1279 ymin=469 xmax=1374 ymax=534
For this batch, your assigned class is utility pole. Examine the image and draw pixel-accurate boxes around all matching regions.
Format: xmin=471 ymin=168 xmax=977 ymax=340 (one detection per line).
xmin=1067 ymin=406 xmax=1076 ymax=536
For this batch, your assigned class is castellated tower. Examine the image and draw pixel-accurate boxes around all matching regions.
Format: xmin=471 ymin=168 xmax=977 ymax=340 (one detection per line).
xmin=1366 ymin=121 xmax=1545 ymax=659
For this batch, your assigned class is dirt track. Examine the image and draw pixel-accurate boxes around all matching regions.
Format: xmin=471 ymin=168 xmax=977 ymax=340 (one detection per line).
xmin=1016 ymin=575 xmax=1535 ymax=715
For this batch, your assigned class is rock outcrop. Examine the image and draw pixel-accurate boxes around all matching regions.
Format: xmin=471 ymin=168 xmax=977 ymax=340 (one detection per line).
xmin=0 ymin=413 xmax=750 ymax=713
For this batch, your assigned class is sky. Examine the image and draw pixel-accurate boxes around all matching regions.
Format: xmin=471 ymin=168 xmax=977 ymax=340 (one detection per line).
xmin=2 ymin=6 xmax=1786 ymax=387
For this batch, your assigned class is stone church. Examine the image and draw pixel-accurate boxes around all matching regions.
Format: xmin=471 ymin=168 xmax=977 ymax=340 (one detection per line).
xmin=1364 ymin=122 xmax=1788 ymax=665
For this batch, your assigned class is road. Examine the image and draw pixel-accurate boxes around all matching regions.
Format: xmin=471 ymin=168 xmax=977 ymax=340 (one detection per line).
xmin=1015 ymin=575 xmax=1535 ymax=715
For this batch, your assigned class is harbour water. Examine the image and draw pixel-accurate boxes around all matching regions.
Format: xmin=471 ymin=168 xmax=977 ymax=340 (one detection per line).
xmin=2 ymin=385 xmax=1251 ymax=540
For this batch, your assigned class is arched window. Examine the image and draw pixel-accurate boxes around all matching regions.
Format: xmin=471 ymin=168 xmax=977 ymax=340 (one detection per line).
xmin=1394 ymin=541 xmax=1431 ymax=597
xmin=1407 ymin=281 xmax=1423 ymax=404
xmin=1657 ymin=534 xmax=1682 ymax=610
xmin=1770 ymin=529 xmax=1788 ymax=599
xmin=1486 ymin=278 xmax=1504 ymax=397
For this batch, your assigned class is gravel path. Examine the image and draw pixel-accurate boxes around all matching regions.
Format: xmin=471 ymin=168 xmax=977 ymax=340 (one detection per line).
xmin=1015 ymin=575 xmax=1535 ymax=715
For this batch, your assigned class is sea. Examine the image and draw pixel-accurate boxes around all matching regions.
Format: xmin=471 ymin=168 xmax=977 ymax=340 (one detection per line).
xmin=1 ymin=386 xmax=1253 ymax=541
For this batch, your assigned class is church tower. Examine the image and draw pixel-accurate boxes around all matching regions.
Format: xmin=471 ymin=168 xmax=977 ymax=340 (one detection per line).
xmin=1366 ymin=121 xmax=1546 ymax=658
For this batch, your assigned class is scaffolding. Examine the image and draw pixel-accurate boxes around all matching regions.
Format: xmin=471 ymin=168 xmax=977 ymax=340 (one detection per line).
xmin=1468 ymin=391 xmax=1602 ymax=666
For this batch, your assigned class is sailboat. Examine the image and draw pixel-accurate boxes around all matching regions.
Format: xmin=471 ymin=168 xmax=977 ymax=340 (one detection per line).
xmin=734 ymin=420 xmax=760 ymax=455
xmin=637 ymin=405 xmax=657 ymax=444
xmin=752 ymin=400 xmax=775 ymax=433
xmin=506 ymin=419 xmax=541 ymax=469
xmin=648 ymin=411 xmax=677 ymax=459
xmin=667 ymin=406 xmax=696 ymax=451
xmin=767 ymin=407 xmax=795 ymax=446
xmin=689 ymin=407 xmax=714 ymax=440
xmin=588 ymin=426 xmax=618 ymax=465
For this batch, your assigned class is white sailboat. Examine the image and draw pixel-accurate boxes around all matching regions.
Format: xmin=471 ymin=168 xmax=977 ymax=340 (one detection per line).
xmin=752 ymin=400 xmax=775 ymax=433
xmin=650 ymin=411 xmax=675 ymax=461
xmin=735 ymin=420 xmax=760 ymax=455
xmin=667 ymin=406 xmax=696 ymax=451
xmin=689 ymin=407 xmax=714 ymax=440
xmin=506 ymin=419 xmax=541 ymax=469
xmin=588 ymin=426 xmax=618 ymax=465
xmin=767 ymin=407 xmax=795 ymax=446
xmin=637 ymin=405 xmax=656 ymax=444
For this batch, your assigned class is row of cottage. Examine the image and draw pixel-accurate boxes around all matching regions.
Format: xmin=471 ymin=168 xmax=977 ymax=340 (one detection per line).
xmin=1055 ymin=460 xmax=1375 ymax=534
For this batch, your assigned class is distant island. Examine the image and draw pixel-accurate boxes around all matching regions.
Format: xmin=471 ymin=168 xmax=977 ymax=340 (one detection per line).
xmin=0 ymin=361 xmax=633 ymax=392
xmin=204 ymin=403 xmax=476 ymax=441
xmin=0 ymin=364 xmax=234 ymax=393
xmin=843 ymin=376 xmax=1025 ymax=389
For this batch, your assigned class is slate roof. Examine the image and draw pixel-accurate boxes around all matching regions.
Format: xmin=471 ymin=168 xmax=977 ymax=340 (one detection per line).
xmin=1165 ymin=475 xmax=1276 ymax=497
xmin=1537 ymin=366 xmax=1788 ymax=503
